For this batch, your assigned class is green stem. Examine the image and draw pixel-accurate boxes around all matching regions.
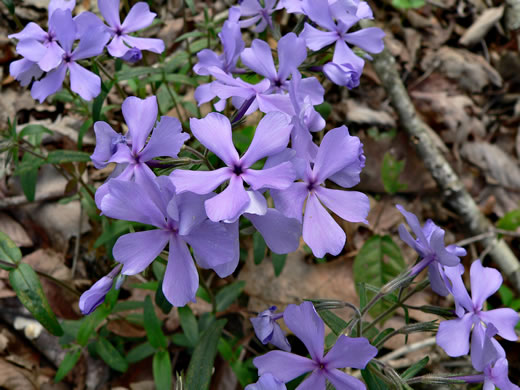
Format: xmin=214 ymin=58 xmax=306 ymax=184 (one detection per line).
xmin=95 ymin=59 xmax=128 ymax=99
xmin=162 ymin=72 xmax=185 ymax=123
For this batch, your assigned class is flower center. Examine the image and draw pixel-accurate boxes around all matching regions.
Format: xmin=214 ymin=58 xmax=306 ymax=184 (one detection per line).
xmin=232 ymin=164 xmax=244 ymax=176
xmin=63 ymin=53 xmax=73 ymax=63
xmin=114 ymin=27 xmax=123 ymax=37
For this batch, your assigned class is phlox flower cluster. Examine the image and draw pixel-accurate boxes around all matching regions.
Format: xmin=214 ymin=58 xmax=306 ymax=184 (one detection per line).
xmin=8 ymin=0 xmax=164 ymax=102
xmin=77 ymin=0 xmax=380 ymax=316
xmin=397 ymin=206 xmax=519 ymax=389
xmin=248 ymin=302 xmax=377 ymax=390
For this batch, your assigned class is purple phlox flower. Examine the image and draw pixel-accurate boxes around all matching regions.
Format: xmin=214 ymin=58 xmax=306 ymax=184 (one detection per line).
xmin=121 ymin=47 xmax=143 ymax=63
xmin=284 ymin=72 xmax=325 ymax=160
xmin=251 ymin=306 xmax=291 ymax=351
xmin=455 ymin=325 xmax=519 ymax=390
xmin=241 ymin=33 xmax=307 ymax=94
xmin=253 ymin=301 xmax=377 ymax=389
xmin=239 ymin=0 xmax=279 ymax=32
xmin=100 ymin=174 xmax=239 ymax=306
xmin=28 ymin=9 xmax=110 ymax=102
xmin=97 ymin=0 xmax=164 ymax=57
xmin=396 ymin=204 xmax=467 ymax=296
xmin=79 ymin=264 xmax=121 ymax=315
xmin=8 ymin=0 xmax=76 ymax=84
xmin=169 ymin=111 xmax=296 ymax=222
xmin=329 ymin=0 xmax=374 ymax=23
xmin=436 ymin=260 xmax=519 ymax=362
xmin=194 ymin=66 xmax=291 ymax=115
xmin=91 ymin=96 xmax=189 ymax=207
xmin=194 ymin=7 xmax=244 ymax=76
xmin=245 ymin=373 xmax=287 ymax=390
xmin=280 ymin=0 xmax=373 ymax=19
xmin=300 ymin=0 xmax=384 ymax=79
xmin=483 ymin=358 xmax=520 ymax=390
xmin=271 ymin=126 xmax=370 ymax=257
xmin=322 ymin=60 xmax=362 ymax=88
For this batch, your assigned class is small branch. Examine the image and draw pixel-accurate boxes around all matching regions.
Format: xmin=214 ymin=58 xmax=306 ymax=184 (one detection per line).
xmin=380 ymin=336 xmax=437 ymax=363
xmin=362 ymin=19 xmax=520 ymax=293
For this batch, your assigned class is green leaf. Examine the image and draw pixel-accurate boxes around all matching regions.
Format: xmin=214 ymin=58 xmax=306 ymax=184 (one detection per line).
xmin=353 ymin=235 xmax=406 ymax=320
xmin=381 ymin=152 xmax=407 ymax=194
xmin=2 ymin=0 xmax=15 ymax=14
xmin=55 ymin=349 xmax=81 ymax=382
xmin=9 ymin=263 xmax=63 ymax=336
xmin=497 ymin=209 xmax=520 ymax=231
xmin=19 ymin=152 xmax=39 ymax=202
xmin=77 ymin=304 xmax=111 ymax=346
xmin=78 ymin=119 xmax=93 ymax=150
xmin=18 ymin=124 xmax=52 ymax=143
xmin=127 ymin=341 xmax=156 ymax=364
xmin=315 ymin=102 xmax=332 ymax=120
xmin=144 ymin=296 xmax=168 ymax=349
xmin=92 ymin=80 xmax=114 ymax=123
xmin=184 ymin=0 xmax=196 ymax=13
xmin=401 ymin=356 xmax=429 ymax=379
xmin=318 ymin=309 xmax=348 ymax=335
xmin=372 ymin=328 xmax=395 ymax=346
xmin=499 ymin=285 xmax=514 ymax=306
xmin=272 ymin=253 xmax=287 ymax=277
xmin=155 ymin=279 xmax=173 ymax=314
xmin=178 ymin=306 xmax=199 ymax=347
xmin=0 ymin=232 xmax=22 ymax=270
xmin=95 ymin=338 xmax=128 ymax=372
xmin=46 ymin=150 xmax=91 ymax=164
xmin=253 ymin=232 xmax=266 ymax=265
xmin=153 ymin=350 xmax=172 ymax=390
xmin=186 ymin=319 xmax=227 ymax=390
xmin=361 ymin=363 xmax=390 ymax=390
xmin=14 ymin=156 xmax=44 ymax=176
xmin=391 ymin=0 xmax=425 ymax=9
xmin=215 ymin=281 xmax=245 ymax=312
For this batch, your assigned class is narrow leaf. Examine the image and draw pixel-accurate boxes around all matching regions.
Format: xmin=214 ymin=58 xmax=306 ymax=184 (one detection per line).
xmin=186 ymin=319 xmax=227 ymax=390
xmin=46 ymin=150 xmax=91 ymax=164
xmin=95 ymin=338 xmax=128 ymax=372
xmin=144 ymin=296 xmax=168 ymax=349
xmin=153 ymin=350 xmax=173 ymax=390
xmin=178 ymin=306 xmax=199 ymax=347
xmin=272 ymin=253 xmax=287 ymax=277
xmin=55 ymin=349 xmax=81 ymax=382
xmin=0 ymin=232 xmax=22 ymax=270
xmin=215 ymin=281 xmax=245 ymax=312
xmin=9 ymin=263 xmax=63 ymax=336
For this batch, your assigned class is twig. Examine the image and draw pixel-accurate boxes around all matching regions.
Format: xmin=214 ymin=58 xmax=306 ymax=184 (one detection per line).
xmin=362 ymin=19 xmax=520 ymax=293
xmin=0 ymin=191 xmax=64 ymax=210
xmin=380 ymin=336 xmax=437 ymax=363
xmin=71 ymin=201 xmax=83 ymax=277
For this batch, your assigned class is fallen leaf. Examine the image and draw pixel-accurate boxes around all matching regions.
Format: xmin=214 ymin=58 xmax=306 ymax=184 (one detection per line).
xmin=421 ymin=47 xmax=502 ymax=92
xmin=459 ymin=6 xmax=504 ymax=46
xmin=0 ymin=213 xmax=33 ymax=247
xmin=0 ymin=359 xmax=36 ymax=390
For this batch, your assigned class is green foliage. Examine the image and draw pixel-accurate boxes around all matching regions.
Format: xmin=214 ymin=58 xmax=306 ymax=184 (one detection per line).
xmin=253 ymin=232 xmax=266 ymax=265
xmin=95 ymin=337 xmax=128 ymax=372
xmin=153 ymin=350 xmax=173 ymax=390
xmin=497 ymin=209 xmax=520 ymax=231
xmin=2 ymin=0 xmax=15 ymax=14
xmin=178 ymin=306 xmax=199 ymax=347
xmin=55 ymin=349 xmax=82 ymax=382
xmin=218 ymin=338 xmax=257 ymax=386
xmin=46 ymin=150 xmax=92 ymax=164
xmin=144 ymin=296 xmax=168 ymax=349
xmin=155 ymin=279 xmax=173 ymax=314
xmin=272 ymin=253 xmax=287 ymax=276
xmin=215 ymin=281 xmax=246 ymax=312
xmin=361 ymin=363 xmax=390 ymax=390
xmin=318 ymin=309 xmax=348 ymax=335
xmin=391 ymin=0 xmax=425 ymax=9
xmin=381 ymin=152 xmax=407 ymax=194
xmin=401 ymin=356 xmax=429 ymax=379
xmin=0 ymin=232 xmax=21 ymax=270
xmin=127 ymin=342 xmax=156 ymax=364
xmin=499 ymin=285 xmax=520 ymax=311
xmin=19 ymin=152 xmax=39 ymax=201
xmin=353 ymin=235 xmax=406 ymax=319
xmin=77 ymin=304 xmax=111 ymax=346
xmin=9 ymin=263 xmax=64 ymax=336
xmin=186 ymin=319 xmax=226 ymax=390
